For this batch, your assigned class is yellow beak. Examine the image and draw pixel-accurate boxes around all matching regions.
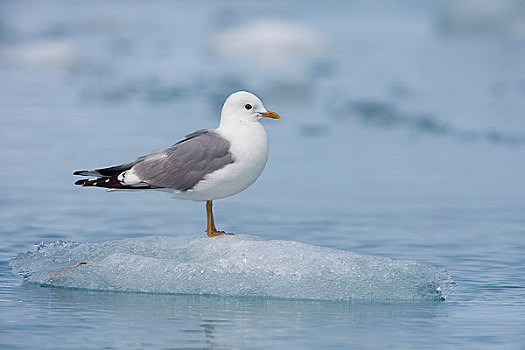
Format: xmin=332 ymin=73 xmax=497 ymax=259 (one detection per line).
xmin=260 ymin=110 xmax=282 ymax=119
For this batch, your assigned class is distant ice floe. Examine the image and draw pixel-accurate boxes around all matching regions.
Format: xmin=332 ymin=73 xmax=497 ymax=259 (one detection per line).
xmin=437 ymin=0 xmax=525 ymax=40
xmin=0 ymin=39 xmax=81 ymax=69
xmin=10 ymin=235 xmax=453 ymax=302
xmin=209 ymin=19 xmax=326 ymax=67
xmin=338 ymin=99 xmax=525 ymax=146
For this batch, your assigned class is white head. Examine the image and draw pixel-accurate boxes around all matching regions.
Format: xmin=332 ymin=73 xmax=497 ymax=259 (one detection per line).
xmin=219 ymin=91 xmax=281 ymax=127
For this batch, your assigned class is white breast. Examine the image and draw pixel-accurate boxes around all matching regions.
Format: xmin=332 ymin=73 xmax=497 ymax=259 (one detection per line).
xmin=173 ymin=121 xmax=269 ymax=201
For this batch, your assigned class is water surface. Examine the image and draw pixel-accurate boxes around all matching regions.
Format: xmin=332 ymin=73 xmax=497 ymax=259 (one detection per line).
xmin=1 ymin=1 xmax=524 ymax=349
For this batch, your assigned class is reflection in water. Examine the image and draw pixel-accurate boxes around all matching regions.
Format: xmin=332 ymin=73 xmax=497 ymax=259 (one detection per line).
xmin=3 ymin=282 xmax=450 ymax=349
xmin=34 ymin=283 xmax=444 ymax=319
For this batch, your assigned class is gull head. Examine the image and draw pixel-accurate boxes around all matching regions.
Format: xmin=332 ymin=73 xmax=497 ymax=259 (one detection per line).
xmin=220 ymin=91 xmax=281 ymax=126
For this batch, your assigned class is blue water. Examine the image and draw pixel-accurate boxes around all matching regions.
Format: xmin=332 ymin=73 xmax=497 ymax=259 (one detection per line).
xmin=1 ymin=1 xmax=525 ymax=349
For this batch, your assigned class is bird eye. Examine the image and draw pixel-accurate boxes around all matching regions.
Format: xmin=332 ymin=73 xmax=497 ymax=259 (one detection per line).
xmin=244 ymin=104 xmax=252 ymax=110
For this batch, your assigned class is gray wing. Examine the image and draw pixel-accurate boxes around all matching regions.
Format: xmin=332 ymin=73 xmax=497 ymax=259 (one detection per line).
xmin=132 ymin=129 xmax=234 ymax=191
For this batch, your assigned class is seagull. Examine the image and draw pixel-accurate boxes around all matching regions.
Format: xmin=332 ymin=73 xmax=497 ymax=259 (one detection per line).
xmin=74 ymin=91 xmax=281 ymax=237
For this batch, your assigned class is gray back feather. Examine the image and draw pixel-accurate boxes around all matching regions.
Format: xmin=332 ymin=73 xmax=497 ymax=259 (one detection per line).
xmin=132 ymin=130 xmax=234 ymax=191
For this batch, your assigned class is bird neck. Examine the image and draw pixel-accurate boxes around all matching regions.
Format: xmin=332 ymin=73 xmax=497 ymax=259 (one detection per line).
xmin=217 ymin=119 xmax=267 ymax=142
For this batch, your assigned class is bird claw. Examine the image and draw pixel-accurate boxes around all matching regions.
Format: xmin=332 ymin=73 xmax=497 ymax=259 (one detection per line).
xmin=207 ymin=230 xmax=234 ymax=237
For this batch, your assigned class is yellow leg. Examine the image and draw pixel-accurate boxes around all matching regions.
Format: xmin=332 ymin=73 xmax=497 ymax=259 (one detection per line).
xmin=206 ymin=200 xmax=234 ymax=237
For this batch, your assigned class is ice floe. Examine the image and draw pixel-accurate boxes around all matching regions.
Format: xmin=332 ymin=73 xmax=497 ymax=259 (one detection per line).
xmin=10 ymin=234 xmax=453 ymax=302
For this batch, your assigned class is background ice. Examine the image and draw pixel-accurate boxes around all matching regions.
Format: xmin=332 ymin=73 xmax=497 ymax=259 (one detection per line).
xmin=10 ymin=235 xmax=452 ymax=302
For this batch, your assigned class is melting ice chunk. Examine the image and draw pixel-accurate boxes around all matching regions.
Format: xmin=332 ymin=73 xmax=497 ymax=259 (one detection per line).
xmin=10 ymin=235 xmax=452 ymax=302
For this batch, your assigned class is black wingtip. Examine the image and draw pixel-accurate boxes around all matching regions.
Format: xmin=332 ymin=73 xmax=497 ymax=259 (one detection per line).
xmin=74 ymin=179 xmax=88 ymax=186
xmin=73 ymin=170 xmax=85 ymax=176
